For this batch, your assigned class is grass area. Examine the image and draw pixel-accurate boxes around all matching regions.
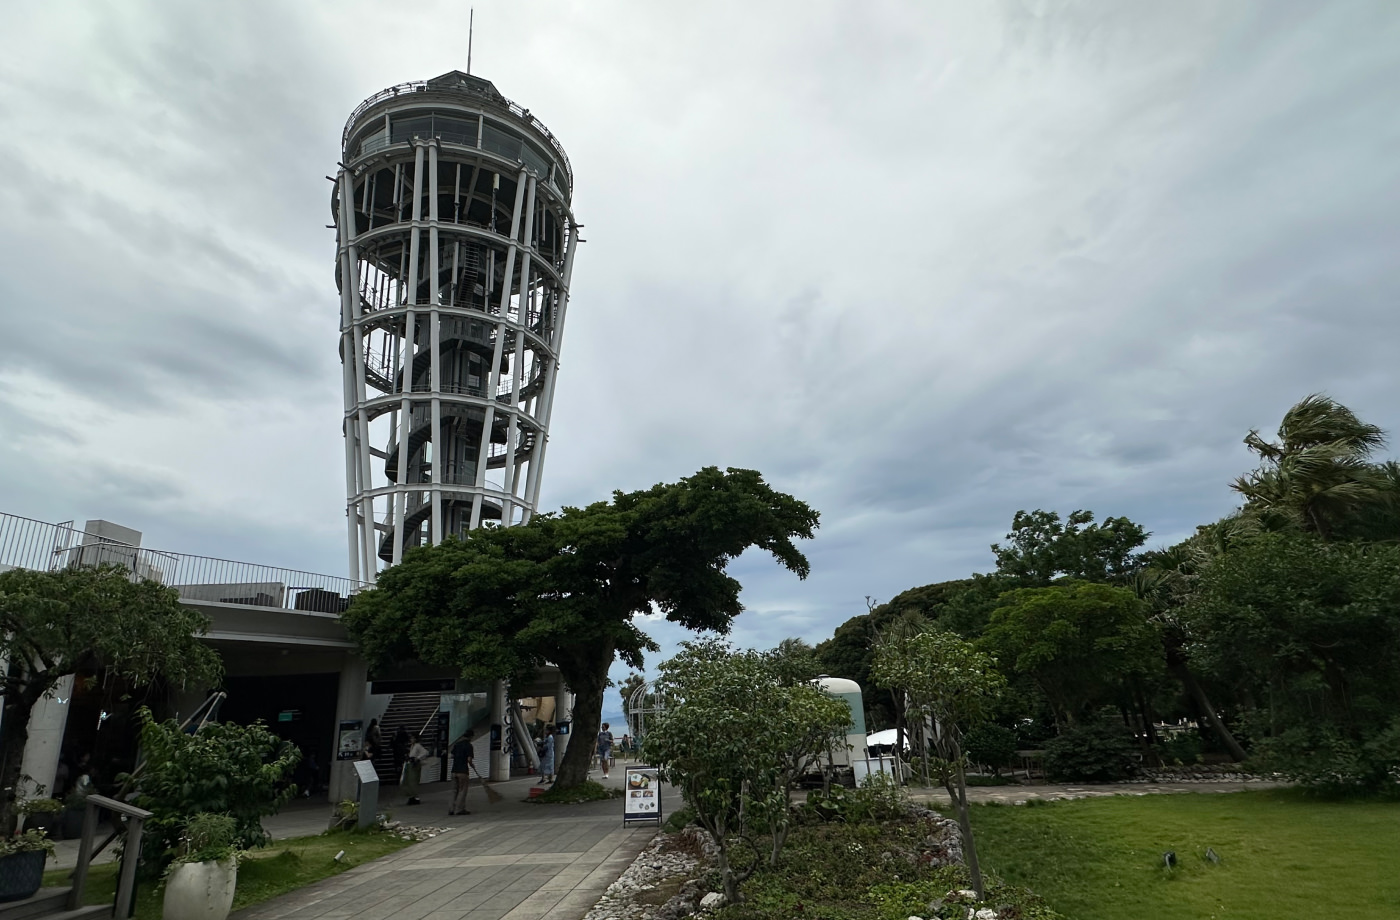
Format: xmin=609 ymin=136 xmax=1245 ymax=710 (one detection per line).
xmin=968 ymin=789 xmax=1400 ymax=920
xmin=43 ymin=829 xmax=415 ymax=920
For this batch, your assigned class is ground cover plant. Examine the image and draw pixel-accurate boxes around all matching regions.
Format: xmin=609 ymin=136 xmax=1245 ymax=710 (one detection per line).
xmin=967 ymin=790 xmax=1400 ymax=920
xmin=707 ymin=811 xmax=1060 ymax=920
xmin=45 ymin=829 xmax=414 ymax=920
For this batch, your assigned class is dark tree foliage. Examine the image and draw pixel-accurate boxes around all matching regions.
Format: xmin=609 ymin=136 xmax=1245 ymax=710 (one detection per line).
xmin=0 ymin=566 xmax=223 ymax=835
xmin=1183 ymin=533 xmax=1400 ymax=790
xmin=991 ymin=509 xmax=1149 ymax=586
xmin=343 ymin=467 xmax=819 ymax=789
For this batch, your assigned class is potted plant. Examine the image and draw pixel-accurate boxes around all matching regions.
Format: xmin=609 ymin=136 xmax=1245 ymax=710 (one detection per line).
xmin=162 ymin=813 xmax=240 ymax=920
xmin=0 ymin=830 xmax=56 ymax=903
xmin=17 ymin=798 xmax=63 ymax=837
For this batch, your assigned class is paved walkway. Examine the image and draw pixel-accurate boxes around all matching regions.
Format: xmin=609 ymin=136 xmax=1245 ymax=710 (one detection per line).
xmin=230 ymin=766 xmax=657 ymax=920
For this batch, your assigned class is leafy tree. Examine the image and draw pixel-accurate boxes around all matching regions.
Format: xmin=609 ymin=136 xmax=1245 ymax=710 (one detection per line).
xmin=642 ymin=640 xmax=849 ymax=903
xmin=1182 ymin=533 xmax=1400 ymax=790
xmin=128 ymin=708 xmax=301 ymax=871
xmin=962 ymin=723 xmax=1018 ymax=776
xmin=1233 ymin=394 xmax=1398 ymax=540
xmin=344 ymin=466 xmax=819 ymax=789
xmin=0 ymin=565 xmax=222 ymax=835
xmin=991 ymin=509 xmax=1148 ymax=586
xmin=870 ymin=630 xmax=1005 ymax=900
xmin=979 ymin=581 xmax=1160 ymax=727
xmin=770 ymin=637 xmax=821 ymax=686
xmin=1043 ymin=719 xmax=1139 ymax=782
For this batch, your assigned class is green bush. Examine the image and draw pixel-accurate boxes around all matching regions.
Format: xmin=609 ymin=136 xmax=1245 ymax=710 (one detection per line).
xmin=1044 ymin=722 xmax=1139 ymax=783
xmin=1157 ymin=730 xmax=1204 ymax=764
xmin=964 ymin=724 xmax=1019 ymax=774
xmin=1253 ymin=719 xmax=1400 ymax=795
xmin=127 ymin=708 xmax=300 ymax=871
xmin=805 ymin=772 xmax=906 ymax=824
xmin=529 ymin=780 xmax=618 ymax=804
xmin=174 ymin=813 xmax=240 ymax=865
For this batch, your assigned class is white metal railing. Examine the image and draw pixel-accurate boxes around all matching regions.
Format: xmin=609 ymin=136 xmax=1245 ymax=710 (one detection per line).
xmin=341 ymin=78 xmax=574 ymax=194
xmin=0 ymin=511 xmax=367 ymax=612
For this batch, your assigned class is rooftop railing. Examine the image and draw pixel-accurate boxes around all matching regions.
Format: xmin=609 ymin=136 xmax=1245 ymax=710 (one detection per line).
xmin=0 ymin=511 xmax=368 ymax=613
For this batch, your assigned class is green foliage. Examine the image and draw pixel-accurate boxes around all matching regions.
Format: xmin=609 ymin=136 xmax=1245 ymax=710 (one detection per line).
xmin=709 ymin=819 xmax=1063 ymax=920
xmin=642 ymin=639 xmax=850 ymax=901
xmin=980 ymin=581 xmax=1160 ymax=725
xmin=0 ymin=564 xmax=223 ymax=835
xmin=1043 ymin=721 xmax=1139 ymax=782
xmin=130 ymin=708 xmax=301 ymax=869
xmin=805 ymin=772 xmax=907 ymax=824
xmin=1253 ymin=718 xmax=1400 ymax=795
xmin=16 ymin=797 xmax=63 ymax=815
xmin=991 ymin=509 xmax=1148 ymax=587
xmin=174 ymin=813 xmax=240 ymax=865
xmin=0 ymin=829 xmax=56 ymax=857
xmin=343 ymin=466 xmax=818 ymax=789
xmin=964 ymin=724 xmax=1019 ymax=774
xmin=530 ymin=780 xmax=619 ymax=804
xmin=1233 ymin=393 xmax=1399 ymax=540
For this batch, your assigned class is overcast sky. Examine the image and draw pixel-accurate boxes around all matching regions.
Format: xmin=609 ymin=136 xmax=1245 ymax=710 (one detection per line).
xmin=2 ymin=1 xmax=1397 ymax=718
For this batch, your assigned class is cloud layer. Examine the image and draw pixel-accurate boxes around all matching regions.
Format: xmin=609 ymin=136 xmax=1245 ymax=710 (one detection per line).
xmin=2 ymin=1 xmax=1397 ymax=719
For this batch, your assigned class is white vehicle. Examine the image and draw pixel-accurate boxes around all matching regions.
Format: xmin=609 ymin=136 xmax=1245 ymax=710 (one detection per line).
xmin=812 ymin=677 xmax=904 ymax=785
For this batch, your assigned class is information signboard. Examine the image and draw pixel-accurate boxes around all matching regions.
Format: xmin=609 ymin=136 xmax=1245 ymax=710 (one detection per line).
xmin=337 ymin=719 xmax=363 ymax=761
xmin=623 ymin=766 xmax=662 ymax=825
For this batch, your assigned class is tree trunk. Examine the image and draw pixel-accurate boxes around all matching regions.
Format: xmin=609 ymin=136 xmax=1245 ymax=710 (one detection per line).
xmin=945 ymin=738 xmax=984 ymax=900
xmin=0 ymin=686 xmax=42 ymax=837
xmin=552 ymin=642 xmax=615 ymax=789
xmin=1167 ymin=654 xmax=1247 ymax=762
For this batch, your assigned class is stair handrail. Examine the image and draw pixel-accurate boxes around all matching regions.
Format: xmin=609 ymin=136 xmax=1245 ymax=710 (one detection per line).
xmin=68 ymin=794 xmax=153 ymax=919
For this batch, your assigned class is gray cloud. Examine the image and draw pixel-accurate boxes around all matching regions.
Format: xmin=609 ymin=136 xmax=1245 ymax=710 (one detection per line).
xmin=2 ymin=2 xmax=1397 ymax=709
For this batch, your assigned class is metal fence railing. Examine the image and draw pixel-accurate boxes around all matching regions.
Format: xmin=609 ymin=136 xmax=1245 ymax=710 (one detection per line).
xmin=0 ymin=511 xmax=368 ymax=612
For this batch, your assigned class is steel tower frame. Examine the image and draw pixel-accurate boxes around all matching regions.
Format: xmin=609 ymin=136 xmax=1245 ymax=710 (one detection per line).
xmin=333 ymin=72 xmax=580 ymax=582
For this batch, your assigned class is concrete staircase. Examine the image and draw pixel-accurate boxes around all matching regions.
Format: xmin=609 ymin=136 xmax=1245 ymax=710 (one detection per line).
xmin=371 ymin=691 xmax=444 ymax=783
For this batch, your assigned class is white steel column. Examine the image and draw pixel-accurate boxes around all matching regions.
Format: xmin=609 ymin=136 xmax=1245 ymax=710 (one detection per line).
xmin=18 ymin=676 xmax=73 ymax=801
xmin=523 ymin=219 xmax=580 ymax=514
xmin=338 ymin=169 xmax=365 ymax=582
xmin=428 ymin=142 xmax=444 ymax=544
xmin=393 ymin=142 xmax=426 ymax=564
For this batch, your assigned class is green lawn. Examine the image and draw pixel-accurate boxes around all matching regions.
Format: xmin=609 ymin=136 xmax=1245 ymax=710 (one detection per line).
xmin=43 ymin=829 xmax=415 ymax=920
xmin=968 ymin=790 xmax=1400 ymax=920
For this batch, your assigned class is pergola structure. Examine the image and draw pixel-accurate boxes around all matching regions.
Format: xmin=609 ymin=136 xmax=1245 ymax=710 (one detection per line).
xmin=333 ymin=71 xmax=581 ymax=581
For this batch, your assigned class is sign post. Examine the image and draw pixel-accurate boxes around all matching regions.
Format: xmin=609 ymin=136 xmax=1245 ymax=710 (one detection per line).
xmin=353 ymin=759 xmax=380 ymax=829
xmin=622 ymin=766 xmax=662 ymax=826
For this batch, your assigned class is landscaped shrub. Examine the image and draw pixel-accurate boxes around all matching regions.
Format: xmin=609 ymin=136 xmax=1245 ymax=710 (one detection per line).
xmin=1253 ymin=719 xmax=1400 ymax=795
xmin=963 ymin=724 xmax=1018 ymax=775
xmin=1157 ymin=730 xmax=1204 ymax=765
xmin=127 ymin=708 xmax=300 ymax=871
xmin=1044 ymin=722 xmax=1138 ymax=782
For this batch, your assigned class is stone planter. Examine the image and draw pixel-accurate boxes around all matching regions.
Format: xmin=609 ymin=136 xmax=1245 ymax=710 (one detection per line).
xmin=163 ymin=859 xmax=237 ymax=920
xmin=0 ymin=850 xmax=47 ymax=903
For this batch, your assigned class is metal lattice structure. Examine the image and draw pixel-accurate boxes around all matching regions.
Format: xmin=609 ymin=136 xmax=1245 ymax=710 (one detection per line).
xmin=333 ymin=71 xmax=581 ymax=581
xmin=626 ymin=680 xmax=667 ymax=742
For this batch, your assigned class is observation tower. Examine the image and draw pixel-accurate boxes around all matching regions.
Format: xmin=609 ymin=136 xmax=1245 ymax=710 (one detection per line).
xmin=333 ymin=72 xmax=580 ymax=582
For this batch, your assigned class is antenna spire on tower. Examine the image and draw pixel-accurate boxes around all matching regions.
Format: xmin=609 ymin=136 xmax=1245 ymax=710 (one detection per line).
xmin=468 ymin=9 xmax=474 ymax=75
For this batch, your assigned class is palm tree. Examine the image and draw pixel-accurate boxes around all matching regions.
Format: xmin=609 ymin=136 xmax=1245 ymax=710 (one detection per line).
xmin=1233 ymin=394 xmax=1394 ymax=539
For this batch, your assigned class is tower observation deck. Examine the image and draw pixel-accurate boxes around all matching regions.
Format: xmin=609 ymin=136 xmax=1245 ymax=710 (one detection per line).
xmin=333 ymin=71 xmax=581 ymax=581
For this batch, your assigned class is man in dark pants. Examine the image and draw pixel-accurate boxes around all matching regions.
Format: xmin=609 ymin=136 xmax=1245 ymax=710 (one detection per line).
xmin=449 ymin=730 xmax=475 ymax=816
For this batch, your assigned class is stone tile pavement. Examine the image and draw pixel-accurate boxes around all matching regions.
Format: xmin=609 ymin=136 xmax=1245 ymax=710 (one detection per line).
xmin=229 ymin=769 xmax=659 ymax=920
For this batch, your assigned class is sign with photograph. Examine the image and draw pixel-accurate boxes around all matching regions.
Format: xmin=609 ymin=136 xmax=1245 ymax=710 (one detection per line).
xmin=337 ymin=719 xmax=363 ymax=761
xmin=623 ymin=766 xmax=662 ymax=825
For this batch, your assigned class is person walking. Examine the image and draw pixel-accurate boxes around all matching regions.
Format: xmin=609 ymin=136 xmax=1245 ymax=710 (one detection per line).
xmin=391 ymin=726 xmax=411 ymax=783
xmin=449 ymin=730 xmax=475 ymax=816
xmin=401 ymin=734 xmax=429 ymax=806
xmin=596 ymin=722 xmax=615 ymax=779
xmin=539 ymin=727 xmax=557 ymax=784
xmin=365 ymin=718 xmax=384 ymax=760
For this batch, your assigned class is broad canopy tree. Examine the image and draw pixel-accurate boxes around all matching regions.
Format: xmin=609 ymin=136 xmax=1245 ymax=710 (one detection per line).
xmin=0 ymin=565 xmax=223 ymax=835
xmin=343 ymin=467 xmax=819 ymax=789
